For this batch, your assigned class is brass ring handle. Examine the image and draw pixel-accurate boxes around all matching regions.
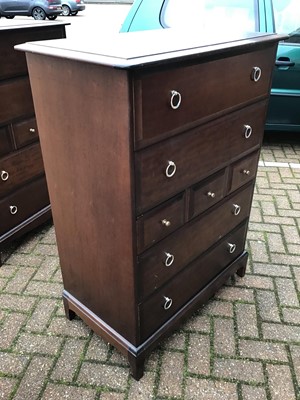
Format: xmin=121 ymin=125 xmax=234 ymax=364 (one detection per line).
xmin=251 ymin=66 xmax=262 ymax=82
xmin=170 ymin=90 xmax=182 ymax=110
xmin=232 ymin=204 xmax=241 ymax=216
xmin=244 ymin=124 xmax=252 ymax=139
xmin=165 ymin=161 xmax=176 ymax=178
xmin=1 ymin=170 xmax=9 ymax=181
xmin=163 ymin=296 xmax=173 ymax=310
xmin=228 ymin=243 xmax=237 ymax=254
xmin=9 ymin=205 xmax=18 ymax=215
xmin=164 ymin=252 xmax=175 ymax=267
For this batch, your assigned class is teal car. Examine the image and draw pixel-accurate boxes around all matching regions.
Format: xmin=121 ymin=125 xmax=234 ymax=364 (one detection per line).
xmin=120 ymin=0 xmax=300 ymax=132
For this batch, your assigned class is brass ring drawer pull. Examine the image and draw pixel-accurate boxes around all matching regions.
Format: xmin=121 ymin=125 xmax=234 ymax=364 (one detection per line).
xmin=232 ymin=204 xmax=241 ymax=216
xmin=170 ymin=90 xmax=182 ymax=110
xmin=165 ymin=160 xmax=177 ymax=178
xmin=207 ymin=191 xmax=216 ymax=198
xmin=9 ymin=205 xmax=18 ymax=215
xmin=244 ymin=124 xmax=252 ymax=139
xmin=161 ymin=219 xmax=171 ymax=227
xmin=1 ymin=170 xmax=9 ymax=181
xmin=228 ymin=243 xmax=237 ymax=254
xmin=29 ymin=128 xmax=36 ymax=133
xmin=164 ymin=252 xmax=175 ymax=267
xmin=163 ymin=296 xmax=173 ymax=310
xmin=251 ymin=66 xmax=262 ymax=82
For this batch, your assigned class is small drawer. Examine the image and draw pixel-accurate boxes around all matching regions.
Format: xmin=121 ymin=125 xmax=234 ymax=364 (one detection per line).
xmin=135 ymin=101 xmax=266 ymax=213
xmin=134 ymin=45 xmax=276 ymax=146
xmin=138 ymin=183 xmax=253 ymax=300
xmin=139 ymin=222 xmax=248 ymax=341
xmin=0 ymin=126 xmax=14 ymax=158
xmin=189 ymin=169 xmax=226 ymax=219
xmin=0 ymin=143 xmax=44 ymax=197
xmin=0 ymin=77 xmax=34 ymax=124
xmin=229 ymin=151 xmax=260 ymax=193
xmin=12 ymin=118 xmax=39 ymax=148
xmin=0 ymin=176 xmax=49 ymax=235
xmin=137 ymin=193 xmax=185 ymax=253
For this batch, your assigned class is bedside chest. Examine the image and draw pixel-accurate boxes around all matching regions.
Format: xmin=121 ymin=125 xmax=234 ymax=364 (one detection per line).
xmin=0 ymin=21 xmax=67 ymax=264
xmin=17 ymin=29 xmax=285 ymax=379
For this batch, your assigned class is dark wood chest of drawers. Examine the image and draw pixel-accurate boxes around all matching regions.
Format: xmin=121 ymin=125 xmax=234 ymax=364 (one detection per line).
xmin=17 ymin=29 xmax=284 ymax=379
xmin=0 ymin=21 xmax=67 ymax=263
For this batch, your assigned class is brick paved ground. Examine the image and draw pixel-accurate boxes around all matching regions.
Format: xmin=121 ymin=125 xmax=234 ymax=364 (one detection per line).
xmin=0 ymin=141 xmax=299 ymax=400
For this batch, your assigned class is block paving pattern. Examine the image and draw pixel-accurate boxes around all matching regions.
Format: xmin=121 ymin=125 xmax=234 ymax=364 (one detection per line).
xmin=0 ymin=141 xmax=300 ymax=399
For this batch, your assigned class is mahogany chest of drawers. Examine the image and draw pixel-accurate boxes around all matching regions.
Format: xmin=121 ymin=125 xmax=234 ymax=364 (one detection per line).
xmin=0 ymin=21 xmax=67 ymax=264
xmin=17 ymin=29 xmax=284 ymax=379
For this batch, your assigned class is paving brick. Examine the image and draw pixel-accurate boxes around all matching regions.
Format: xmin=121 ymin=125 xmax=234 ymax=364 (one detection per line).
xmin=253 ymin=263 xmax=292 ymax=278
xmin=185 ymin=378 xmax=238 ymax=400
xmin=34 ymin=256 xmax=60 ymax=281
xmin=4 ymin=267 xmax=36 ymax=294
xmin=241 ymin=385 xmax=268 ymax=400
xmin=109 ymin=348 xmax=128 ymax=366
xmin=5 ymin=253 xmax=44 ymax=267
xmin=188 ymin=333 xmax=210 ymax=375
xmin=77 ymin=362 xmax=128 ymax=390
xmin=24 ymin=281 xmax=63 ymax=298
xmin=47 ymin=316 xmax=90 ymax=337
xmin=214 ymin=358 xmax=264 ymax=383
xmin=34 ymin=244 xmax=59 ymax=256
xmin=293 ymin=267 xmax=300 ymax=289
xmin=14 ymin=355 xmax=53 ymax=400
xmin=267 ymin=233 xmax=286 ymax=254
xmin=248 ymin=223 xmax=281 ymax=233
xmin=275 ymin=195 xmax=292 ymax=209
xmin=257 ymin=290 xmax=281 ymax=322
xmin=0 ymin=352 xmax=29 ymax=375
xmin=40 ymin=226 xmax=57 ymax=245
xmin=15 ymin=236 xmax=40 ymax=254
xmin=290 ymin=345 xmax=300 ymax=385
xmin=42 ymin=383 xmax=97 ymax=400
xmin=271 ymin=253 xmax=300 ymax=265
xmin=248 ymin=240 xmax=269 ymax=263
xmin=0 ymin=265 xmax=18 ymax=278
xmin=215 ymin=287 xmax=255 ymax=302
xmin=25 ymin=298 xmax=57 ymax=333
xmin=249 ymin=207 xmax=263 ymax=223
xmin=282 ymin=226 xmax=300 ymax=244
xmin=235 ymin=274 xmax=274 ymax=290
xmin=163 ymin=332 xmax=186 ymax=350
xmin=264 ymin=216 xmax=296 ymax=226
xmin=262 ymin=323 xmax=300 ymax=342
xmin=100 ymin=394 xmax=125 ymax=400
xmin=127 ymin=371 xmax=155 ymax=400
xmin=0 ymin=294 xmax=36 ymax=312
xmin=0 ymin=377 xmax=17 ymax=400
xmin=282 ymin=308 xmax=300 ymax=324
xmin=16 ymin=333 xmax=63 ymax=356
xmin=275 ymin=278 xmax=299 ymax=307
xmin=260 ymin=201 xmax=277 ymax=216
xmin=202 ymin=300 xmax=233 ymax=317
xmin=0 ymin=313 xmax=26 ymax=350
xmin=157 ymin=351 xmax=184 ymax=398
xmin=287 ymin=244 xmax=300 ymax=254
xmin=236 ymin=303 xmax=259 ymax=338
xmin=51 ymin=338 xmax=86 ymax=381
xmin=214 ymin=318 xmax=236 ymax=356
xmin=266 ymin=364 xmax=296 ymax=400
xmin=85 ymin=334 xmax=109 ymax=361
xmin=182 ymin=314 xmax=211 ymax=333
xmin=239 ymin=339 xmax=288 ymax=362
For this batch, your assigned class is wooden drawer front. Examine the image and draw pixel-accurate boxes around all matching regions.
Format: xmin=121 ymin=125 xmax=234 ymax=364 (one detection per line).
xmin=138 ymin=183 xmax=253 ymax=300
xmin=139 ymin=222 xmax=248 ymax=340
xmin=13 ymin=118 xmax=39 ymax=148
xmin=135 ymin=101 xmax=266 ymax=212
xmin=1 ymin=26 xmax=66 ymax=80
xmin=229 ymin=151 xmax=260 ymax=193
xmin=0 ymin=78 xmax=34 ymax=124
xmin=137 ymin=193 xmax=185 ymax=253
xmin=134 ymin=46 xmax=276 ymax=145
xmin=189 ymin=169 xmax=226 ymax=219
xmin=0 ymin=143 xmax=44 ymax=197
xmin=0 ymin=176 xmax=49 ymax=235
xmin=0 ymin=126 xmax=13 ymax=158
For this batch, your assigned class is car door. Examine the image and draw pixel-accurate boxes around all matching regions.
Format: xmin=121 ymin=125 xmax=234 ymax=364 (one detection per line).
xmin=1 ymin=0 xmax=30 ymax=12
xmin=265 ymin=0 xmax=300 ymax=131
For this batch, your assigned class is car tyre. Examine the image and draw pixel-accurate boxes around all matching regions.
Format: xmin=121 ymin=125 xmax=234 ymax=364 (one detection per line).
xmin=47 ymin=15 xmax=57 ymax=20
xmin=6 ymin=16 xmax=15 ymax=19
xmin=62 ymin=5 xmax=71 ymax=16
xmin=71 ymin=11 xmax=78 ymax=16
xmin=32 ymin=7 xmax=46 ymax=20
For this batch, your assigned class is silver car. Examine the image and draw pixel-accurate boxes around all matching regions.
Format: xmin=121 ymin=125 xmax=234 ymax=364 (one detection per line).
xmin=61 ymin=0 xmax=85 ymax=16
xmin=0 ymin=0 xmax=62 ymax=20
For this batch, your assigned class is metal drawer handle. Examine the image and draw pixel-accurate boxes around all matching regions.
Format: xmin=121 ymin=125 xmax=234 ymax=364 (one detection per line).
xmin=163 ymin=296 xmax=173 ymax=310
xmin=29 ymin=128 xmax=36 ymax=133
xmin=170 ymin=90 xmax=182 ymax=110
xmin=244 ymin=124 xmax=252 ymax=139
xmin=251 ymin=66 xmax=262 ymax=82
xmin=207 ymin=191 xmax=216 ymax=198
xmin=9 ymin=205 xmax=18 ymax=215
xmin=228 ymin=243 xmax=237 ymax=254
xmin=232 ymin=204 xmax=241 ymax=216
xmin=243 ymin=169 xmax=250 ymax=175
xmin=165 ymin=161 xmax=177 ymax=178
xmin=161 ymin=219 xmax=171 ymax=227
xmin=1 ymin=170 xmax=9 ymax=181
xmin=164 ymin=252 xmax=175 ymax=267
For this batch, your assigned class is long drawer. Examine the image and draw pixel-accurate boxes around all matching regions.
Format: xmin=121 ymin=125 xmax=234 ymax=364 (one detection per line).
xmin=0 ymin=176 xmax=49 ymax=236
xmin=134 ymin=45 xmax=276 ymax=146
xmin=135 ymin=101 xmax=266 ymax=212
xmin=0 ymin=143 xmax=44 ymax=197
xmin=138 ymin=183 xmax=253 ymax=300
xmin=139 ymin=222 xmax=248 ymax=341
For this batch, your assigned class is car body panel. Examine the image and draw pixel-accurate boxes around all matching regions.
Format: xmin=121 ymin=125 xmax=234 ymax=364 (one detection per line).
xmin=0 ymin=0 xmax=62 ymax=17
xmin=120 ymin=0 xmax=300 ymax=132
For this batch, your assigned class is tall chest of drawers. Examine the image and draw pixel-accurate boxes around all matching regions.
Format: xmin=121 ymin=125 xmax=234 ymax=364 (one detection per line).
xmin=17 ymin=30 xmax=284 ymax=379
xmin=0 ymin=21 xmax=67 ymax=264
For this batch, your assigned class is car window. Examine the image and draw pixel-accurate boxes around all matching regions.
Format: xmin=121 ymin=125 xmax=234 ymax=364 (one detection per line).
xmin=160 ymin=0 xmax=259 ymax=33
xmin=272 ymin=0 xmax=300 ymax=43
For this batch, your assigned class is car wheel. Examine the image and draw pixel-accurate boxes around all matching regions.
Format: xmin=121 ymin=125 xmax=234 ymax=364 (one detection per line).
xmin=32 ymin=7 xmax=46 ymax=20
xmin=47 ymin=15 xmax=57 ymax=20
xmin=6 ymin=15 xmax=15 ymax=19
xmin=71 ymin=11 xmax=78 ymax=16
xmin=62 ymin=5 xmax=71 ymax=16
